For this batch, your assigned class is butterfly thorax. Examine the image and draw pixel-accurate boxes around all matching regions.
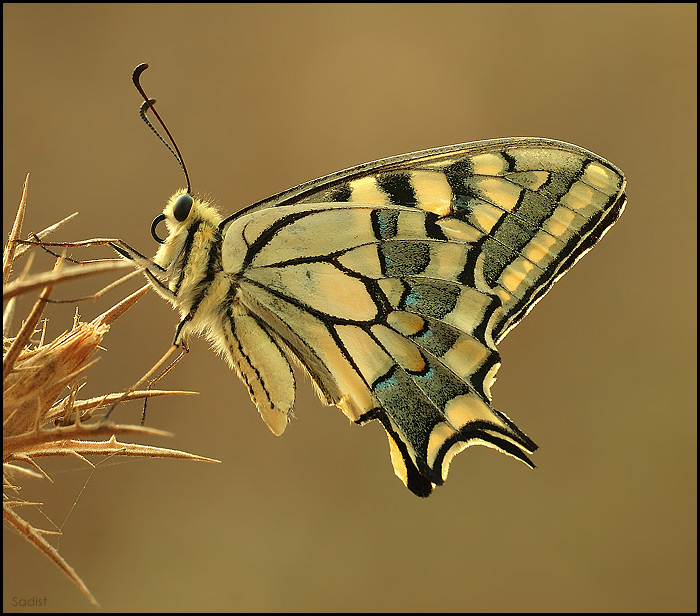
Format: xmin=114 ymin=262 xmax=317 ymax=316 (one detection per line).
xmin=152 ymin=194 xmax=229 ymax=338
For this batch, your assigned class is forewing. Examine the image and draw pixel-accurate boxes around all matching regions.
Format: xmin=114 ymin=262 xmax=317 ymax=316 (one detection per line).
xmin=224 ymin=137 xmax=627 ymax=342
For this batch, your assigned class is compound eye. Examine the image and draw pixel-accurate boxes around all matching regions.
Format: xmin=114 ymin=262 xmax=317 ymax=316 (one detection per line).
xmin=173 ymin=194 xmax=193 ymax=222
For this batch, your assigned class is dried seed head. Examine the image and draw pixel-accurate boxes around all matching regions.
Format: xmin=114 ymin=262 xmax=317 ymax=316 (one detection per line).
xmin=3 ymin=321 xmax=108 ymax=436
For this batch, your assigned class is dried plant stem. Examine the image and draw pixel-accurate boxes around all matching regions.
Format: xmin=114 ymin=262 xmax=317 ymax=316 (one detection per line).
xmin=2 ymin=173 xmax=29 ymax=285
xmin=4 ymin=502 xmax=98 ymax=606
xmin=3 ymin=176 xmax=216 ymax=606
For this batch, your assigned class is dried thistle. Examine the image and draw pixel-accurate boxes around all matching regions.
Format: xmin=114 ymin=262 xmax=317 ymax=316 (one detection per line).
xmin=3 ymin=176 xmax=218 ymax=606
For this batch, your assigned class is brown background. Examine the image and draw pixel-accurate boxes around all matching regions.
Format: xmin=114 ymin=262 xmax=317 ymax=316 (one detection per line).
xmin=3 ymin=4 xmax=696 ymax=612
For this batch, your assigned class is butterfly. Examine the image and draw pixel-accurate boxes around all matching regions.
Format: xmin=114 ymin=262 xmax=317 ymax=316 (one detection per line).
xmin=89 ymin=65 xmax=628 ymax=496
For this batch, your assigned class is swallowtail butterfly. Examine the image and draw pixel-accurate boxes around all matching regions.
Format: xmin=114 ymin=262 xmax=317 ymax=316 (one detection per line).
xmin=102 ymin=65 xmax=628 ymax=496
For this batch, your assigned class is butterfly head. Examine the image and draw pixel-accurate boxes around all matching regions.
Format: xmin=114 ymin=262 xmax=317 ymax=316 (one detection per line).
xmin=151 ymin=191 xmax=193 ymax=243
xmin=151 ymin=190 xmax=223 ymax=244
xmin=150 ymin=190 xmax=224 ymax=277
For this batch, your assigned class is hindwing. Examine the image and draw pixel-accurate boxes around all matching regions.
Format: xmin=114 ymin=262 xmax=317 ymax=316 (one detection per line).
xmin=219 ymin=138 xmax=626 ymax=496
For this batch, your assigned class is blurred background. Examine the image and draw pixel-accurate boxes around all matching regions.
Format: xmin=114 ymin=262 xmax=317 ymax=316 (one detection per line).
xmin=3 ymin=4 xmax=696 ymax=612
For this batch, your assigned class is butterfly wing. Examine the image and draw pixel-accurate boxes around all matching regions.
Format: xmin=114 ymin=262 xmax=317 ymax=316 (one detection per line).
xmin=220 ymin=138 xmax=626 ymax=496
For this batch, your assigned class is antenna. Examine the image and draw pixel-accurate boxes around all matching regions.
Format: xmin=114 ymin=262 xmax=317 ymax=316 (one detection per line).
xmin=132 ymin=63 xmax=191 ymax=194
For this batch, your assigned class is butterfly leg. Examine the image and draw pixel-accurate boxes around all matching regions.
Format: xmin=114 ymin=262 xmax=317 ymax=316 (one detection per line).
xmin=16 ymin=237 xmax=177 ymax=302
xmin=139 ymin=342 xmax=190 ymax=424
xmin=131 ymin=311 xmax=194 ymax=424
xmin=102 ymin=342 xmax=181 ymax=422
xmin=20 ymin=234 xmax=124 ymax=266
